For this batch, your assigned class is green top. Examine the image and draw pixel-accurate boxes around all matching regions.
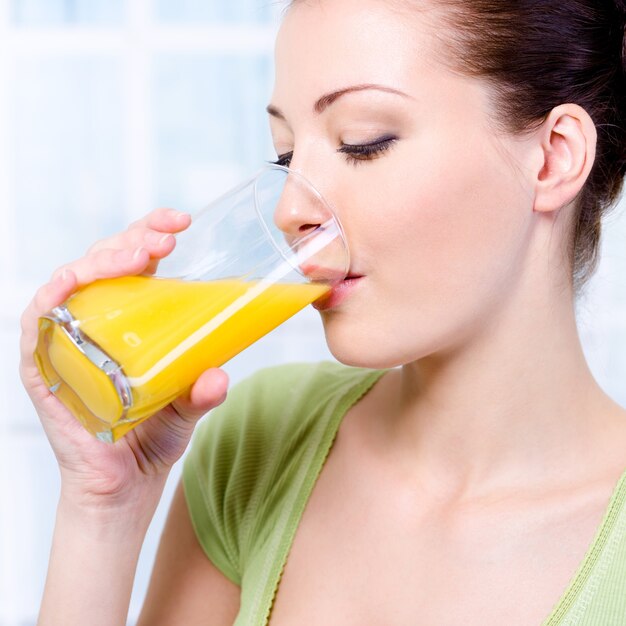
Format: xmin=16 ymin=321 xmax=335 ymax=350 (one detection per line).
xmin=182 ymin=361 xmax=626 ymax=625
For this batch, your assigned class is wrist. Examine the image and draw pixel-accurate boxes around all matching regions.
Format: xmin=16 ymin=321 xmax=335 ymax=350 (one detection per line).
xmin=58 ymin=478 xmax=166 ymax=539
xmin=40 ymin=489 xmax=153 ymax=625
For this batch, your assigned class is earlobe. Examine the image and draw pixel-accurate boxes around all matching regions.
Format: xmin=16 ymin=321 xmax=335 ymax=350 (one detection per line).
xmin=533 ymin=104 xmax=597 ymax=214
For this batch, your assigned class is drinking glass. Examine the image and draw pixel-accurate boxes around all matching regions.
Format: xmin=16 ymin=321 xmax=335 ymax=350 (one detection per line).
xmin=35 ymin=164 xmax=349 ymax=442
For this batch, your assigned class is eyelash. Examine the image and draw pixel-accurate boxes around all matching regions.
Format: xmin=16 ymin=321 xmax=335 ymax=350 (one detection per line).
xmin=268 ymin=135 xmax=398 ymax=168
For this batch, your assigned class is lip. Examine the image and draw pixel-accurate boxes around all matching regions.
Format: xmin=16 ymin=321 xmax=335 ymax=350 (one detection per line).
xmin=299 ymin=263 xmax=348 ymax=283
xmin=312 ymin=275 xmax=364 ymax=311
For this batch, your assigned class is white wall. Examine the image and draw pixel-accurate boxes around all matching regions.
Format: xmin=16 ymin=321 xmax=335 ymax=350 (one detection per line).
xmin=1 ymin=1 xmax=625 ymax=625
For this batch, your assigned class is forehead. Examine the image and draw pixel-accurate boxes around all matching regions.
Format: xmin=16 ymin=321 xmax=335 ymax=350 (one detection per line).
xmin=272 ymin=0 xmax=443 ymax=108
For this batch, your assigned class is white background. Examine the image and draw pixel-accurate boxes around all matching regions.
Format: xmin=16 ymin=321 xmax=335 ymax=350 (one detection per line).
xmin=0 ymin=1 xmax=625 ymax=624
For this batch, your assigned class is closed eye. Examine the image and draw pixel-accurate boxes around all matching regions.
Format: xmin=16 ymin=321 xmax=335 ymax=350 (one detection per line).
xmin=338 ymin=135 xmax=398 ymax=166
xmin=269 ymin=135 xmax=398 ymax=168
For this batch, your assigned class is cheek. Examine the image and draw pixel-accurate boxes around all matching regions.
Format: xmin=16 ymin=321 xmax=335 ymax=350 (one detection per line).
xmin=417 ymin=182 xmax=515 ymax=287
xmin=333 ymin=132 xmax=531 ymax=342
xmin=320 ymin=146 xmax=532 ymax=369
xmin=388 ymin=136 xmax=528 ymax=299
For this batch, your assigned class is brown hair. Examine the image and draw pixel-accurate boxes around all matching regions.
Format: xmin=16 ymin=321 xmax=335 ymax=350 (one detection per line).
xmin=286 ymin=0 xmax=626 ymax=298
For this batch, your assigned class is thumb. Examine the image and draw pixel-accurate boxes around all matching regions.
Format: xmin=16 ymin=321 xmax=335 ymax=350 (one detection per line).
xmin=125 ymin=368 xmax=230 ymax=472
xmin=170 ymin=368 xmax=229 ymax=423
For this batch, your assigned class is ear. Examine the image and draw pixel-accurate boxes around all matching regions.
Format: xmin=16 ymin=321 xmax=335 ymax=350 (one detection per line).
xmin=533 ymin=103 xmax=597 ymax=214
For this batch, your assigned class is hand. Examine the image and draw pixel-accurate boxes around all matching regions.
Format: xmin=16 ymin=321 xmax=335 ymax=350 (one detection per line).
xmin=19 ymin=208 xmax=229 ymax=512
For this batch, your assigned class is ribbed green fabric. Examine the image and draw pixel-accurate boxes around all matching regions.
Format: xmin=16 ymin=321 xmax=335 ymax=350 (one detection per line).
xmin=541 ymin=466 xmax=626 ymax=626
xmin=183 ymin=361 xmax=626 ymax=625
xmin=183 ymin=361 xmax=387 ymax=624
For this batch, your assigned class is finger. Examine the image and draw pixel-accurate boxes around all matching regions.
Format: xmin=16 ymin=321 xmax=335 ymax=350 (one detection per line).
xmin=142 ymin=232 xmax=180 ymax=275
xmin=20 ymin=269 xmax=78 ymax=358
xmin=125 ymin=231 xmax=177 ymax=275
xmin=170 ymin=368 xmax=229 ymax=423
xmin=143 ymin=257 xmax=162 ymax=276
xmin=128 ymin=208 xmax=191 ymax=234
xmin=86 ymin=227 xmax=177 ymax=257
xmin=50 ymin=246 xmax=151 ymax=288
xmin=84 ymin=233 xmax=176 ymax=278
xmin=28 ymin=269 xmax=77 ymax=322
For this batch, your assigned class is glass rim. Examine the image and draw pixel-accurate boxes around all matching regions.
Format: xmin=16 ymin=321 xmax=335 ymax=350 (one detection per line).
xmin=251 ymin=163 xmax=350 ymax=283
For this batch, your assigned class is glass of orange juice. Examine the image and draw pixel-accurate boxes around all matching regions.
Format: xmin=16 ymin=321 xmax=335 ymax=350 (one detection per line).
xmin=34 ymin=165 xmax=349 ymax=442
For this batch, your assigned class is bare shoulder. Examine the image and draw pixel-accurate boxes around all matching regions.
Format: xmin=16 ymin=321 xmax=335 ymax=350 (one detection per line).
xmin=136 ymin=480 xmax=240 ymax=626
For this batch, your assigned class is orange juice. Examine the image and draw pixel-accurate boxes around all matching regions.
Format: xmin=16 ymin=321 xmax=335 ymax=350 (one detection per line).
xmin=35 ymin=275 xmax=329 ymax=441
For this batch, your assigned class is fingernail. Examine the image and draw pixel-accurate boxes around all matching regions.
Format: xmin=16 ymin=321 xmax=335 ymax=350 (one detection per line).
xmin=60 ymin=268 xmax=69 ymax=282
xmin=53 ymin=269 xmax=68 ymax=283
xmin=176 ymin=212 xmax=191 ymax=223
xmin=158 ymin=233 xmax=172 ymax=245
xmin=133 ymin=247 xmax=145 ymax=261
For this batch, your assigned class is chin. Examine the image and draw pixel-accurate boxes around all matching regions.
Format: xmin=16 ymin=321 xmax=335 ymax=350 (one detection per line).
xmin=320 ymin=315 xmax=416 ymax=370
xmin=319 ymin=306 xmax=456 ymax=370
xmin=329 ymin=347 xmax=416 ymax=370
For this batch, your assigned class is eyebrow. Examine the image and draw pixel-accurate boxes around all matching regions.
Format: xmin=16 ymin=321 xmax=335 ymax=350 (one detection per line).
xmin=266 ymin=84 xmax=412 ymax=121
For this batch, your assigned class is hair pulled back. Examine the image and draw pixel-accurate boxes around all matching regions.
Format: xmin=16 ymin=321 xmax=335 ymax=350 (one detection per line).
xmin=431 ymin=0 xmax=626 ymax=298
xmin=287 ymin=0 xmax=626 ymax=298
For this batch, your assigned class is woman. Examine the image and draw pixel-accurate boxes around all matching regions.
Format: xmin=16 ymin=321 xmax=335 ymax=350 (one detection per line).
xmin=20 ymin=0 xmax=626 ymax=624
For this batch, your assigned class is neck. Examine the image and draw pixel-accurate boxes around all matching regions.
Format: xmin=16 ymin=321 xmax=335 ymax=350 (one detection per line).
xmin=377 ymin=264 xmax=621 ymax=501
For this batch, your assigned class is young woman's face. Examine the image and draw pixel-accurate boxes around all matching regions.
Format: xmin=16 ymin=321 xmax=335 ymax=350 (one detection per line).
xmin=270 ymin=0 xmax=539 ymax=368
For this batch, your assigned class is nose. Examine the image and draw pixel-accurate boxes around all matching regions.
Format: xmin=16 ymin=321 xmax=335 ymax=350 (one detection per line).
xmin=272 ymin=170 xmax=330 ymax=242
xmin=268 ymin=168 xmax=349 ymax=283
